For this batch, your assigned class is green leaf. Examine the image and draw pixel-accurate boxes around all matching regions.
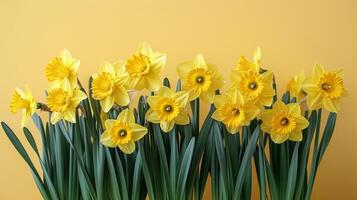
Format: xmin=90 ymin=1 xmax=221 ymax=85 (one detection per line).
xmin=232 ymin=125 xmax=260 ymax=200
xmin=1 ymin=122 xmax=51 ymax=200
xmin=286 ymin=143 xmax=300 ymax=200
xmin=131 ymin=151 xmax=143 ymax=200
xmin=105 ymin=148 xmax=121 ymax=199
xmin=213 ymin=123 xmax=229 ymax=198
xmin=317 ymin=112 xmax=337 ymax=165
xmin=305 ymin=112 xmax=337 ymax=200
xmin=177 ymin=138 xmax=195 ymax=200
xmin=58 ymin=122 xmax=97 ymax=200
xmin=138 ymin=141 xmax=155 ymax=200
xmin=254 ymin=134 xmax=266 ymax=200
xmin=265 ymin=155 xmax=279 ymax=200
xmin=152 ymin=124 xmax=172 ymax=198
xmin=169 ymin=129 xmax=179 ymax=197
xmin=23 ymin=127 xmax=60 ymax=200
xmin=294 ymin=111 xmax=317 ymax=200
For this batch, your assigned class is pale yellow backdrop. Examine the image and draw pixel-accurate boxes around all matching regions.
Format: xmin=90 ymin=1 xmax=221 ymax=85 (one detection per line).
xmin=0 ymin=0 xmax=356 ymax=199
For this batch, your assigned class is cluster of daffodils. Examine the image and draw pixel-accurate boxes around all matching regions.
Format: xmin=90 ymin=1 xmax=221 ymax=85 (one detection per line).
xmin=9 ymin=43 xmax=346 ymax=153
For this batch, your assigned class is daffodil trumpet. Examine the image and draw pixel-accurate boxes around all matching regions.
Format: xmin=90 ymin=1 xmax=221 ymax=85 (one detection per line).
xmin=2 ymin=45 xmax=345 ymax=200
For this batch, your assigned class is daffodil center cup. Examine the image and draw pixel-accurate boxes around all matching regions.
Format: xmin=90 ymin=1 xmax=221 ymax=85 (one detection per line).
xmin=164 ymin=105 xmax=173 ymax=113
xmin=280 ymin=117 xmax=289 ymax=126
xmin=118 ymin=129 xmax=127 ymax=137
xmin=231 ymin=108 xmax=240 ymax=116
xmin=99 ymin=75 xmax=113 ymax=93
xmin=248 ymin=82 xmax=258 ymax=90
xmin=321 ymin=83 xmax=332 ymax=91
xmin=196 ymin=76 xmax=205 ymax=84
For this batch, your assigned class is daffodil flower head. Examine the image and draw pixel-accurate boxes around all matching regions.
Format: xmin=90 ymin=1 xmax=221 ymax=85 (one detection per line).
xmin=45 ymin=49 xmax=80 ymax=90
xmin=177 ymin=54 xmax=224 ymax=103
xmin=92 ymin=62 xmax=130 ymax=112
xmin=47 ymin=86 xmax=87 ymax=124
xmin=230 ymin=69 xmax=275 ymax=107
xmin=125 ymin=42 xmax=166 ymax=91
xmin=260 ymin=100 xmax=309 ymax=144
xmin=212 ymin=89 xmax=260 ymax=134
xmin=9 ymin=87 xmax=37 ymax=127
xmin=287 ymin=71 xmax=306 ymax=102
xmin=303 ymin=64 xmax=346 ymax=113
xmin=100 ymin=109 xmax=148 ymax=154
xmin=236 ymin=47 xmax=261 ymax=72
xmin=146 ymin=86 xmax=190 ymax=132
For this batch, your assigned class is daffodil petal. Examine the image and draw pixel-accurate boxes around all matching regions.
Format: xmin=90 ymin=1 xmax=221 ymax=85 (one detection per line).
xmin=193 ymin=54 xmax=207 ymax=69
xmin=147 ymin=96 xmax=160 ymax=108
xmin=273 ymin=100 xmax=287 ymax=113
xmin=137 ymin=42 xmax=152 ymax=56
xmin=177 ymin=62 xmax=194 ymax=79
xmin=105 ymin=119 xmax=117 ymax=130
xmin=157 ymin=86 xmax=175 ymax=97
xmin=243 ymin=104 xmax=260 ymax=122
xmin=145 ymin=109 xmax=160 ymax=123
xmin=100 ymin=95 xmax=114 ymax=113
xmin=174 ymin=110 xmax=190 ymax=125
xmin=145 ymin=75 xmax=161 ymax=91
xmin=261 ymin=71 xmax=273 ymax=82
xmin=119 ymin=142 xmax=136 ymax=154
xmin=100 ymin=130 xmax=117 ymax=148
xmin=160 ymin=120 xmax=175 ymax=133
xmin=150 ymin=53 xmax=166 ymax=71
xmin=322 ymin=98 xmax=340 ymax=113
xmin=131 ymin=124 xmax=148 ymax=141
xmin=60 ymin=49 xmax=72 ymax=66
xmin=289 ymin=131 xmax=303 ymax=142
xmin=63 ymin=109 xmax=76 ymax=123
xmin=117 ymin=109 xmax=135 ymax=123
xmin=270 ymin=132 xmax=289 ymax=144
xmin=113 ymin=86 xmax=129 ymax=106
xmin=303 ymin=77 xmax=319 ymax=94
xmin=231 ymin=89 xmax=244 ymax=105
xmin=171 ymin=91 xmax=189 ymax=108
xmin=72 ymin=89 xmax=87 ymax=105
xmin=100 ymin=62 xmax=116 ymax=76
xmin=295 ymin=115 xmax=309 ymax=130
xmin=200 ymin=92 xmax=214 ymax=104
xmin=287 ymin=103 xmax=301 ymax=115
xmin=307 ymin=93 xmax=322 ymax=110
xmin=213 ymin=95 xmax=226 ymax=108
xmin=226 ymin=124 xmax=240 ymax=134
xmin=21 ymin=110 xmax=31 ymax=127
xmin=313 ymin=64 xmax=325 ymax=79
xmin=50 ymin=112 xmax=62 ymax=124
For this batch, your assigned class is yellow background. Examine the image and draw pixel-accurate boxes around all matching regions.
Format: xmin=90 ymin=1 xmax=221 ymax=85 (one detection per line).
xmin=0 ymin=0 xmax=356 ymax=199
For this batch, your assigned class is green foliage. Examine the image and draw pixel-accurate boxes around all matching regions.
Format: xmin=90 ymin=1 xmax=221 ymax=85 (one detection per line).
xmin=1 ymin=81 xmax=338 ymax=200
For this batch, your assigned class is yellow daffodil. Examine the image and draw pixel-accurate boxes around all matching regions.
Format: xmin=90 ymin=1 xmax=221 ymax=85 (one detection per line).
xmin=92 ymin=62 xmax=130 ymax=112
xmin=236 ymin=47 xmax=261 ymax=72
xmin=45 ymin=49 xmax=80 ymax=89
xmin=303 ymin=64 xmax=345 ymax=113
xmin=146 ymin=86 xmax=190 ymax=132
xmin=287 ymin=71 xmax=306 ymax=102
xmin=230 ymin=69 xmax=275 ymax=108
xmin=260 ymin=100 xmax=309 ymax=144
xmin=47 ymin=87 xmax=87 ymax=124
xmin=9 ymin=87 xmax=37 ymax=127
xmin=177 ymin=54 xmax=224 ymax=103
xmin=212 ymin=89 xmax=260 ymax=134
xmin=100 ymin=109 xmax=147 ymax=154
xmin=125 ymin=42 xmax=166 ymax=91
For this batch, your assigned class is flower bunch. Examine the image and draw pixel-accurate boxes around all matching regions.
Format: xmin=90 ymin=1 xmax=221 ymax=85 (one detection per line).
xmin=2 ymin=43 xmax=346 ymax=200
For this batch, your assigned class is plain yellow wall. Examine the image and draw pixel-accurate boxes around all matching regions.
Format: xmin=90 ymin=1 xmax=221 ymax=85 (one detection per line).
xmin=1 ymin=0 xmax=356 ymax=199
